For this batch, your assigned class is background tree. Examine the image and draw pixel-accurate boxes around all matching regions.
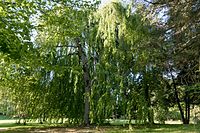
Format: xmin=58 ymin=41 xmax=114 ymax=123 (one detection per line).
xmin=143 ymin=0 xmax=200 ymax=124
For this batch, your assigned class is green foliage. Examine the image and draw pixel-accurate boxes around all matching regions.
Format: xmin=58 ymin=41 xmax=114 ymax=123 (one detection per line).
xmin=0 ymin=1 xmax=34 ymax=59
xmin=1 ymin=0 xmax=198 ymax=126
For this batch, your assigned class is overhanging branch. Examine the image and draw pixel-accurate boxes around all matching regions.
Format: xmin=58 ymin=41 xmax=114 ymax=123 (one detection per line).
xmin=56 ymin=45 xmax=77 ymax=48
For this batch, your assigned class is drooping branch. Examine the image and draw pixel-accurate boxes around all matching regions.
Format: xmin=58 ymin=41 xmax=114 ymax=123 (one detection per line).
xmin=143 ymin=0 xmax=166 ymax=5
xmin=56 ymin=45 xmax=77 ymax=48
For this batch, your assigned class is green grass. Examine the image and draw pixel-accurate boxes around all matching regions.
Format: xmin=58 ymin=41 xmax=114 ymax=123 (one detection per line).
xmin=0 ymin=123 xmax=66 ymax=133
xmin=3 ymin=125 xmax=200 ymax=133
xmin=0 ymin=115 xmax=12 ymax=120
xmin=1 ymin=123 xmax=200 ymax=133
xmin=0 ymin=119 xmax=200 ymax=132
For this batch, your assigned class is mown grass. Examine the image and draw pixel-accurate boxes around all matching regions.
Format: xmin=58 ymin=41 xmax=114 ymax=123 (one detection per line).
xmin=1 ymin=123 xmax=200 ymax=133
xmin=0 ymin=119 xmax=200 ymax=132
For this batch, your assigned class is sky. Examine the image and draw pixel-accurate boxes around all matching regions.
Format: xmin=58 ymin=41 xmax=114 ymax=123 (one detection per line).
xmin=101 ymin=0 xmax=114 ymax=5
xmin=100 ymin=0 xmax=120 ymax=8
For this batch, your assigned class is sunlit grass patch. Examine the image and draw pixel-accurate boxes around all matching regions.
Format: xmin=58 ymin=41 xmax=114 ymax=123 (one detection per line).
xmin=1 ymin=120 xmax=200 ymax=133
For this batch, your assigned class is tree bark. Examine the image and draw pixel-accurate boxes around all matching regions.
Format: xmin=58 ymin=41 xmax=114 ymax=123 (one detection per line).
xmin=170 ymin=69 xmax=186 ymax=124
xmin=144 ymin=82 xmax=154 ymax=124
xmin=184 ymin=91 xmax=190 ymax=124
xmin=76 ymin=38 xmax=90 ymax=126
xmin=199 ymin=46 xmax=200 ymax=72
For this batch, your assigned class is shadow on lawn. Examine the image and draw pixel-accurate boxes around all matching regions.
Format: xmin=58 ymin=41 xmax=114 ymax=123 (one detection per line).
xmin=1 ymin=124 xmax=200 ymax=133
xmin=127 ymin=124 xmax=200 ymax=132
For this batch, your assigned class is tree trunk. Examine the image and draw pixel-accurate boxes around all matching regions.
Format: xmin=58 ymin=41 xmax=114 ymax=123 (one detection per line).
xmin=144 ymin=84 xmax=154 ymax=124
xmin=184 ymin=91 xmax=190 ymax=124
xmin=76 ymin=38 xmax=90 ymax=126
xmin=128 ymin=112 xmax=132 ymax=130
xmin=170 ymin=69 xmax=186 ymax=124
xmin=199 ymin=46 xmax=200 ymax=72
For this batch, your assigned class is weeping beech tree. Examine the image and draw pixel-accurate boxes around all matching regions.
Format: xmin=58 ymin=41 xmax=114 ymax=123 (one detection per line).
xmin=0 ymin=0 xmax=89 ymax=125
xmin=34 ymin=1 xmax=96 ymax=125
xmin=89 ymin=2 xmax=165 ymax=125
xmin=0 ymin=0 xmax=168 ymax=126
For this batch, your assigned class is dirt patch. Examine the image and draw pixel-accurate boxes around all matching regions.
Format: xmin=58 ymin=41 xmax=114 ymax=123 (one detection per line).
xmin=2 ymin=126 xmax=124 ymax=133
xmin=29 ymin=127 xmax=106 ymax=133
xmin=0 ymin=128 xmax=9 ymax=131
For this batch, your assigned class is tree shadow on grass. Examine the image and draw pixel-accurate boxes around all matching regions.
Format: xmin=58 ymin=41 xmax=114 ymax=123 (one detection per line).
xmin=1 ymin=124 xmax=200 ymax=133
xmin=129 ymin=124 xmax=200 ymax=132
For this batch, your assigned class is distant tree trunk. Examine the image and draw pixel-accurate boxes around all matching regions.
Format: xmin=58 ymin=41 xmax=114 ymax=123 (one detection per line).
xmin=43 ymin=113 xmax=46 ymax=123
xmin=144 ymin=84 xmax=154 ymax=124
xmin=199 ymin=46 xmax=200 ymax=72
xmin=184 ymin=91 xmax=190 ymax=124
xmin=17 ymin=118 xmax=21 ymax=124
xmin=76 ymin=38 xmax=90 ymax=126
xmin=128 ymin=112 xmax=132 ymax=130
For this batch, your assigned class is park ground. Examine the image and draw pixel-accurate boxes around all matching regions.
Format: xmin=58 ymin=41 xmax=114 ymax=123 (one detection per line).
xmin=0 ymin=120 xmax=200 ymax=132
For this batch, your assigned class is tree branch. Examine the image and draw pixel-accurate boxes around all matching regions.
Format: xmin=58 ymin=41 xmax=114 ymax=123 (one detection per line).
xmin=56 ymin=45 xmax=77 ymax=48
xmin=143 ymin=0 xmax=164 ymax=5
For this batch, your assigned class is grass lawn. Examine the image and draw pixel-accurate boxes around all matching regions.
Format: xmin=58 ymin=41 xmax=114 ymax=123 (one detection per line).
xmin=0 ymin=123 xmax=200 ymax=133
xmin=0 ymin=124 xmax=200 ymax=133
